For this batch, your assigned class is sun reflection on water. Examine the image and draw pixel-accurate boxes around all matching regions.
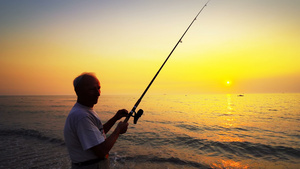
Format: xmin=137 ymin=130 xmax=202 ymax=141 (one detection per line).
xmin=224 ymin=95 xmax=235 ymax=127
xmin=216 ymin=94 xmax=245 ymax=142
xmin=224 ymin=94 xmax=234 ymax=127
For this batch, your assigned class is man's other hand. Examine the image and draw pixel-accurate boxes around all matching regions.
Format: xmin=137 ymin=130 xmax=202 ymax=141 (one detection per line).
xmin=115 ymin=109 xmax=129 ymax=120
xmin=116 ymin=121 xmax=128 ymax=134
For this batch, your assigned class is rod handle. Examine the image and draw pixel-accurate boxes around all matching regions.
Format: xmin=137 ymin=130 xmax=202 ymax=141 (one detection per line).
xmin=124 ymin=109 xmax=135 ymax=123
xmin=123 ymin=114 xmax=131 ymax=123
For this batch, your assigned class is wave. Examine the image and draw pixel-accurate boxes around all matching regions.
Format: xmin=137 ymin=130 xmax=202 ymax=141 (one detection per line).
xmin=175 ymin=135 xmax=300 ymax=160
xmin=115 ymin=155 xmax=211 ymax=169
xmin=0 ymin=128 xmax=65 ymax=145
xmin=123 ymin=132 xmax=300 ymax=162
xmin=0 ymin=128 xmax=70 ymax=169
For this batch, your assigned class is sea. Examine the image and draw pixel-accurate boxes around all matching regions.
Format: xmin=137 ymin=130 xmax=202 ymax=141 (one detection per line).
xmin=0 ymin=93 xmax=299 ymax=169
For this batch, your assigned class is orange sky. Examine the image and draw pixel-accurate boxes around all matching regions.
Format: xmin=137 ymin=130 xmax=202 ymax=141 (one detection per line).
xmin=0 ymin=0 xmax=299 ymax=95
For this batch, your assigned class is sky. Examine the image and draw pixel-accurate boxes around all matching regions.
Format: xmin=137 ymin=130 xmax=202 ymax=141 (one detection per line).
xmin=0 ymin=0 xmax=299 ymax=95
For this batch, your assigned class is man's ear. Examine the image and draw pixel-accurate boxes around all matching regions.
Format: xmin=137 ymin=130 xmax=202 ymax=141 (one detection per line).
xmin=74 ymin=86 xmax=82 ymax=97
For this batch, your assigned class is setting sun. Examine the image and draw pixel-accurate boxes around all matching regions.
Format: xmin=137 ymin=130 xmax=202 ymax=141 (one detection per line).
xmin=226 ymin=81 xmax=231 ymax=86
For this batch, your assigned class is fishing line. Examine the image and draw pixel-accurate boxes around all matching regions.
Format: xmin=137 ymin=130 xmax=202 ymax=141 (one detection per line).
xmin=124 ymin=0 xmax=210 ymax=124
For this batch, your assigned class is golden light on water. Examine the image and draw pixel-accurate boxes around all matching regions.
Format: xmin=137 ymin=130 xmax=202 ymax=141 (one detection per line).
xmin=211 ymin=159 xmax=249 ymax=169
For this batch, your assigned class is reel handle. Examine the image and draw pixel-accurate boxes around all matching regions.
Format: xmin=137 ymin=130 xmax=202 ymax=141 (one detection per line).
xmin=123 ymin=109 xmax=143 ymax=124
xmin=134 ymin=109 xmax=143 ymax=124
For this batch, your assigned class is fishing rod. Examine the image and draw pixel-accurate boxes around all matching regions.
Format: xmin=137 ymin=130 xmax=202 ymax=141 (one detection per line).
xmin=124 ymin=0 xmax=210 ymax=124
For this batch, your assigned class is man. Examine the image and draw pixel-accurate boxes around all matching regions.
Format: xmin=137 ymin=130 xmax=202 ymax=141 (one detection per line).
xmin=64 ymin=72 xmax=129 ymax=169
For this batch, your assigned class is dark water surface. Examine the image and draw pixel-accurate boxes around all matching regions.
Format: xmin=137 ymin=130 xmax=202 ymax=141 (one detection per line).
xmin=0 ymin=94 xmax=299 ymax=168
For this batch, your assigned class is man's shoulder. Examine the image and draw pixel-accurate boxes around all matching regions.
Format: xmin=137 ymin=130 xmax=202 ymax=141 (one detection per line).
xmin=68 ymin=103 xmax=99 ymax=121
xmin=67 ymin=103 xmax=90 ymax=120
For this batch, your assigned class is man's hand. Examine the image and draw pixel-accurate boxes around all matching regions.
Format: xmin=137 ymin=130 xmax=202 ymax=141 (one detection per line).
xmin=104 ymin=109 xmax=129 ymax=134
xmin=114 ymin=109 xmax=129 ymax=120
xmin=116 ymin=121 xmax=128 ymax=134
xmin=92 ymin=121 xmax=129 ymax=158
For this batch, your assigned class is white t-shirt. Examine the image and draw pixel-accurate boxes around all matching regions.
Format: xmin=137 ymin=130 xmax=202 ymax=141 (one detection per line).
xmin=64 ymin=103 xmax=106 ymax=163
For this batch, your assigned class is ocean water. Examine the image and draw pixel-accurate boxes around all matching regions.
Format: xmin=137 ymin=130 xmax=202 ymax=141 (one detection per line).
xmin=0 ymin=94 xmax=299 ymax=169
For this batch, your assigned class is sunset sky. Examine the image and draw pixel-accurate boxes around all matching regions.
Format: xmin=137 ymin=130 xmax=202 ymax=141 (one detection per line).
xmin=1 ymin=0 xmax=299 ymax=95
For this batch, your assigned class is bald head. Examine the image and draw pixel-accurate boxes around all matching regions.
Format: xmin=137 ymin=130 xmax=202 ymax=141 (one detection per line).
xmin=73 ymin=72 xmax=101 ymax=107
xmin=74 ymin=72 xmax=97 ymax=93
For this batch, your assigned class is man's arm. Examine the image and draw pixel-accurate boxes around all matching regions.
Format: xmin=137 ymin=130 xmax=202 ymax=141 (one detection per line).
xmin=103 ymin=109 xmax=128 ymax=133
xmin=90 ymin=121 xmax=128 ymax=158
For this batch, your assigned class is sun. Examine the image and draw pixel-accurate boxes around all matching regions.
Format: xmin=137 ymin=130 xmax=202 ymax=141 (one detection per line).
xmin=226 ymin=81 xmax=231 ymax=86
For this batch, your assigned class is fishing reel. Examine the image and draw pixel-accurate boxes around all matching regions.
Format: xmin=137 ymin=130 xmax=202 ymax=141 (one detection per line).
xmin=131 ymin=109 xmax=144 ymax=124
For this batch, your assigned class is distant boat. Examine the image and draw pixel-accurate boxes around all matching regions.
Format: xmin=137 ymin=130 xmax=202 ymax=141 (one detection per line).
xmin=238 ymin=94 xmax=244 ymax=97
